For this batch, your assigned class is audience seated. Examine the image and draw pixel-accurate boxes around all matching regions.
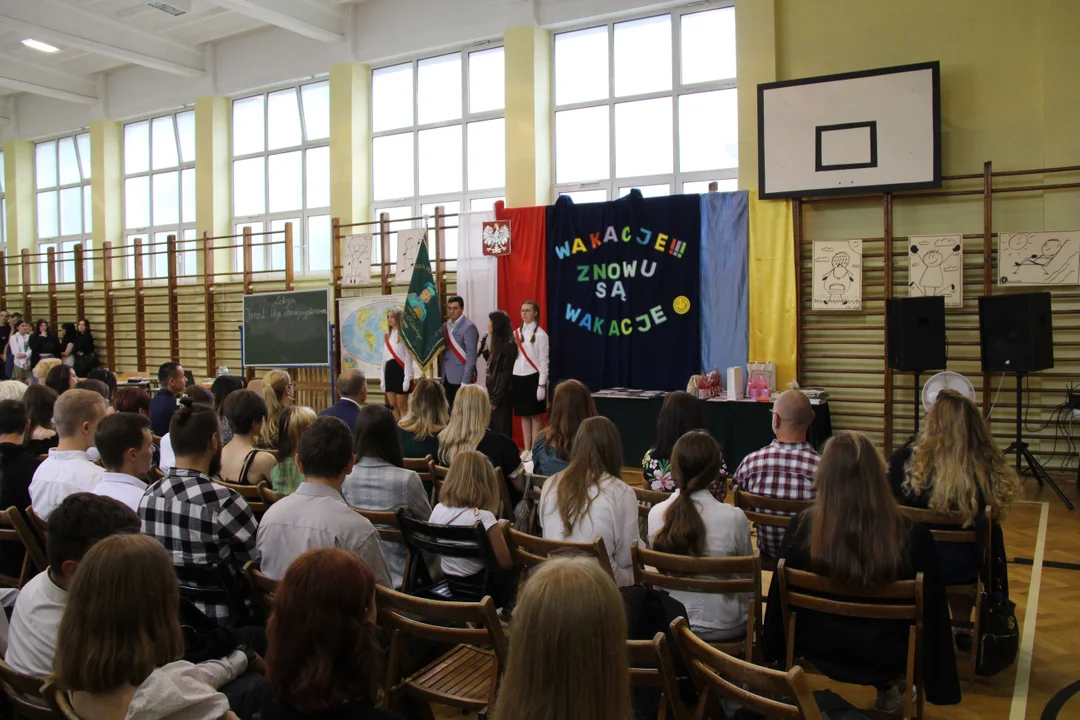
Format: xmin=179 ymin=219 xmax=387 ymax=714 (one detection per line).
xmin=211 ymin=375 xmax=247 ymax=445
xmin=428 ymin=450 xmax=514 ymax=588
xmin=161 ymin=385 xmax=215 ymax=475
xmin=438 ymin=385 xmax=523 ymax=506
xmin=23 ymin=384 xmax=59 ymax=457
xmin=0 ymin=400 xmax=40 ymax=578
xmin=731 ymin=389 xmax=819 ymax=559
xmin=761 ymin=431 xmax=960 ymax=710
xmin=140 ymin=397 xmax=258 ymax=625
xmin=888 ymin=388 xmax=1019 ymax=585
xmin=260 ymin=370 xmax=293 ymax=450
xmin=150 ymin=361 xmax=187 ymax=437
xmin=262 ymin=549 xmax=398 ymax=720
xmin=649 ymin=430 xmax=753 ymax=642
xmin=538 ymin=417 xmax=637 ymax=586
xmin=320 ymin=369 xmax=366 ymax=433
xmin=530 ymin=379 xmax=596 ymax=477
xmin=396 ymin=377 xmax=447 ymax=459
xmin=112 ymin=386 xmax=152 ymax=417
xmin=0 ymin=380 xmax=26 ymax=401
xmin=642 ymin=391 xmax=715 ymax=494
xmin=29 ymin=389 xmax=107 ymax=518
xmin=91 ymin=412 xmax=154 ymax=512
xmin=54 ymin=533 xmax=249 ymax=720
xmin=491 ymin=557 xmax=629 ymax=720
xmin=341 ymin=405 xmax=429 ymax=588
xmin=257 ymin=416 xmax=390 ymax=585
xmin=45 ymin=364 xmax=76 ymax=397
xmin=5 ymin=493 xmax=140 ymax=675
xmin=32 ymin=358 xmax=62 ymax=387
xmin=269 ymin=406 xmax=317 ymax=495
xmin=221 ymin=390 xmax=278 ymax=486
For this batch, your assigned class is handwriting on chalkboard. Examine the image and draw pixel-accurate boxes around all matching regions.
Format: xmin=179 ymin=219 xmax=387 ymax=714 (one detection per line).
xmin=246 ymin=296 xmax=328 ymax=323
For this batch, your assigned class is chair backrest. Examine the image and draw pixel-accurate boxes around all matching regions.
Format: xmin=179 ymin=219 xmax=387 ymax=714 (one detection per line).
xmin=25 ymin=506 xmax=48 ymax=541
xmin=40 ymin=680 xmax=80 ymax=720
xmin=670 ymin=617 xmax=822 ymax=720
xmin=504 ymin=523 xmax=614 ymax=581
xmin=375 ymin=585 xmax=508 ymax=662
xmin=396 ymin=508 xmax=500 ymax=595
xmin=174 ymin=561 xmax=253 ymax=626
xmin=243 ymin=560 xmax=279 ymax=617
xmin=521 ymin=473 xmax=549 ymax=535
xmin=0 ymin=658 xmax=53 ymax=720
xmin=2 ymin=507 xmax=47 ymax=588
xmin=353 ymin=506 xmax=405 ymax=543
xmin=628 ymin=632 xmax=691 ymax=720
xmin=257 ymin=482 xmax=284 ymax=506
xmin=211 ymin=479 xmax=267 ymax=514
xmin=633 ymin=485 xmax=670 ymax=519
xmin=404 ymin=455 xmax=435 ymax=484
xmin=427 ymin=459 xmax=448 ymax=500
xmin=732 ymin=490 xmax=813 ymax=529
xmin=491 ymin=465 xmax=514 ymax=523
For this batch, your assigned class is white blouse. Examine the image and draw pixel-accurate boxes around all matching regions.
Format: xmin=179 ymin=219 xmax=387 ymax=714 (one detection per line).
xmin=380 ymin=328 xmax=416 ymax=384
xmin=8 ymin=333 xmax=29 ymax=369
xmin=512 ymin=322 xmax=549 ymax=384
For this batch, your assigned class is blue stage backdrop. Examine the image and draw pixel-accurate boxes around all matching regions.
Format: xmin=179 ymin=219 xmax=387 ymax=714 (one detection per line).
xmin=546 ymin=191 xmax=701 ymax=391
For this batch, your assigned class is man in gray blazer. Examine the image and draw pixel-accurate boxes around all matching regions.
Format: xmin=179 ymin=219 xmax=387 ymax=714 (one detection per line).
xmin=440 ymin=295 xmax=478 ymax=409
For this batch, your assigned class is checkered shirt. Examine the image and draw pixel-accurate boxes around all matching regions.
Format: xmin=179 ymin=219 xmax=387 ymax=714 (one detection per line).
xmin=732 ymin=440 xmax=820 ymax=558
xmin=139 ymin=467 xmax=258 ymax=625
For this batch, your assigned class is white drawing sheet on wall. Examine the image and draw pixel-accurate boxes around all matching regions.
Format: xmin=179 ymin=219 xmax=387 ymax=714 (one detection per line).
xmin=999 ymin=231 xmax=1080 ymax=286
xmin=343 ymin=234 xmax=373 ymax=286
xmin=396 ymin=229 xmax=425 ymax=285
xmin=908 ymin=235 xmax=963 ymax=307
xmin=812 ymin=239 xmax=862 ymax=310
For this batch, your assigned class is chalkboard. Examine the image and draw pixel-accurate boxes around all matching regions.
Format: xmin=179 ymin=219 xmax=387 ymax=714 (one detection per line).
xmin=242 ymin=289 xmax=331 ymax=367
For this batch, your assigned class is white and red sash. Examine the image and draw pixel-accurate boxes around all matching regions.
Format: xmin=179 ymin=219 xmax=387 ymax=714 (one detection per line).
xmin=445 ymin=323 xmax=467 ymax=365
xmin=514 ymin=328 xmax=539 ymax=374
xmin=384 ymin=332 xmax=405 ymax=369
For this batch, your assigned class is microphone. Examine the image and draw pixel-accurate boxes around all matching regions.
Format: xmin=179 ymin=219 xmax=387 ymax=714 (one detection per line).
xmin=479 ymin=333 xmax=489 ymax=350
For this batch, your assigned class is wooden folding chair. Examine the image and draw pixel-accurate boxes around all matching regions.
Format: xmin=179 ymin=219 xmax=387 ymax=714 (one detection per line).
xmin=404 ymin=455 xmax=434 ymax=486
xmin=732 ymin=490 xmax=813 ymax=571
xmin=5 ymin=508 xmax=47 ymax=585
xmin=40 ymin=680 xmax=79 ymax=720
xmin=426 ymin=459 xmax=447 ymax=505
xmin=671 ymin=616 xmax=822 ymax=720
xmin=633 ymin=485 xmax=670 ymax=520
xmin=0 ymin=658 xmax=52 ymax=720
xmin=243 ymin=560 xmax=280 ymax=618
xmin=257 ymin=482 xmax=284 ymax=506
xmin=777 ymin=560 xmax=925 ymax=719
xmin=628 ymin=632 xmax=692 ymax=720
xmin=899 ymin=505 xmax=990 ymax=680
xmin=632 ymin=541 xmax=761 ymax=662
xmin=520 ymin=473 xmax=548 ymax=536
xmin=397 ymin=509 xmax=501 ymax=602
xmin=25 ymin=506 xmax=48 ymax=542
xmin=0 ymin=508 xmax=40 ymax=588
xmin=211 ymin=478 xmax=267 ymax=515
xmin=376 ymin=585 xmax=508 ymax=716
xmin=504 ymin=523 xmax=614 ymax=582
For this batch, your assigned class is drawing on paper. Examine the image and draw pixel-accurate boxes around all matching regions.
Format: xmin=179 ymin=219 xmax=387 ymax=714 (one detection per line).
xmin=396 ymin=229 xmax=425 ymax=285
xmin=909 ymin=235 xmax=963 ymax=307
xmin=812 ymin=239 xmax=862 ymax=310
xmin=342 ymin=234 xmax=373 ymax=286
xmin=999 ymin=231 xmax=1080 ymax=286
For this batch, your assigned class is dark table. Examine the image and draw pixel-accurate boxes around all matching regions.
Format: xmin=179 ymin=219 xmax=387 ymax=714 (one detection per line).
xmin=592 ymin=395 xmax=832 ymax=472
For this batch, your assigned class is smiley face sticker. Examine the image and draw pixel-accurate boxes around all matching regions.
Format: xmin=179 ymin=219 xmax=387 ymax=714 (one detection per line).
xmin=673 ymin=296 xmax=691 ymax=315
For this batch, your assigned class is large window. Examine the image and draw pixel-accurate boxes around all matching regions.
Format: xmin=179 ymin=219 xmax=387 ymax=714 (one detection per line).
xmin=36 ymin=134 xmax=92 ymax=284
xmin=371 ymin=46 xmax=506 ymax=266
xmin=231 ymin=80 xmax=331 ymax=275
xmin=124 ymin=110 xmax=197 ymax=279
xmin=552 ymin=5 xmax=738 ymax=200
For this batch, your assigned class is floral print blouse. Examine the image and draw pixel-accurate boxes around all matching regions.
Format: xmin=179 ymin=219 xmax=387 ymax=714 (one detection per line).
xmin=642 ymin=448 xmax=729 ymax=500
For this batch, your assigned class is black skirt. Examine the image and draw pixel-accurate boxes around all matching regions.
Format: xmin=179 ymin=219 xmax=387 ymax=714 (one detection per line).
xmin=512 ymin=373 xmax=546 ymax=416
xmin=384 ymin=359 xmax=409 ymax=394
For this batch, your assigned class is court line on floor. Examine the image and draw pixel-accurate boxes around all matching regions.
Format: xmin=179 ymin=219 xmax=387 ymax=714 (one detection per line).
xmin=1010 ymin=500 xmax=1050 ymax=720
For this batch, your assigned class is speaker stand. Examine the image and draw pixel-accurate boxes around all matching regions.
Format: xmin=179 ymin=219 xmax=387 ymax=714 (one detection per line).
xmin=1004 ymin=373 xmax=1073 ymax=510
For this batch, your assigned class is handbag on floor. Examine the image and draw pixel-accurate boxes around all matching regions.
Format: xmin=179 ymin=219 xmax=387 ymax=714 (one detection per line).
xmin=976 ymin=522 xmax=1018 ymax=676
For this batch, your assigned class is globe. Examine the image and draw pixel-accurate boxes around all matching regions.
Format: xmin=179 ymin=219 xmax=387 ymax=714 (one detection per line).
xmin=341 ymin=300 xmax=404 ymax=372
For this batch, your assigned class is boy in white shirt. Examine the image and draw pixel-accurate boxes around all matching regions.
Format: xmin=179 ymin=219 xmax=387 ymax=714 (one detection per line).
xmin=28 ymin=390 xmax=107 ymax=518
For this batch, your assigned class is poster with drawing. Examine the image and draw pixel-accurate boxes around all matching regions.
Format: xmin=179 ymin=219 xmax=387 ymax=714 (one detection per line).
xmin=395 ymin=229 xmax=425 ymax=285
xmin=812 ymin=239 xmax=862 ymax=310
xmin=999 ymin=231 xmax=1080 ymax=286
xmin=342 ymin=234 xmax=373 ymax=286
xmin=908 ymin=235 xmax=963 ymax=307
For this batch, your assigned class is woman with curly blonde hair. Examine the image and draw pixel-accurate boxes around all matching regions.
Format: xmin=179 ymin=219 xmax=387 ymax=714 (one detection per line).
xmin=260 ymin=369 xmax=293 ymax=449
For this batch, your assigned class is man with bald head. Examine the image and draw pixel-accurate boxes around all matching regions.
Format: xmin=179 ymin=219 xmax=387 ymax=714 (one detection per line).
xmin=319 ymin=369 xmax=367 ymax=432
xmin=732 ymin=390 xmax=820 ymax=560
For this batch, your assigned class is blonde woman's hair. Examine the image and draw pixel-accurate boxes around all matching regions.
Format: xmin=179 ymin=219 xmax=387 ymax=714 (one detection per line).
xmin=437 ymin=384 xmax=490 ymax=466
xmin=32 ymin=358 xmax=62 ymax=384
xmin=440 ymin=450 xmax=499 ymax=512
xmin=905 ymin=389 xmax=1020 ymax=525
xmin=387 ymin=306 xmax=405 ymax=332
xmin=0 ymin=380 xmax=27 ymax=401
xmin=277 ymin=405 xmax=318 ymax=463
xmin=54 ymin=534 xmax=184 ymax=693
xmin=551 ymin=416 xmax=623 ymax=533
xmin=491 ymin=557 xmax=629 ymax=720
xmin=399 ymin=378 xmax=450 ymax=441
xmin=262 ymin=369 xmax=292 ymax=448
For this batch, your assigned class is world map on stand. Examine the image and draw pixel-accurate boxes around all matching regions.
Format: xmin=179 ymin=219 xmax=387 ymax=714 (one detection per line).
xmin=339 ymin=295 xmax=407 ymax=377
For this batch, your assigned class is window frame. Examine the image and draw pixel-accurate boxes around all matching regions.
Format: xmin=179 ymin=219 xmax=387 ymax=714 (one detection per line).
xmin=550 ymin=2 xmax=738 ymax=202
xmin=370 ymin=42 xmax=507 ymax=267
xmin=34 ymin=133 xmax=92 ymax=285
xmin=230 ymin=78 xmax=331 ymax=275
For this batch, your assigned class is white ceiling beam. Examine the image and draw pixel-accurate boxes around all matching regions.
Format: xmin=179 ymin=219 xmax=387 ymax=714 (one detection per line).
xmin=204 ymin=0 xmax=345 ymax=44
xmin=0 ymin=0 xmax=205 ymax=78
xmin=0 ymin=55 xmax=97 ymax=105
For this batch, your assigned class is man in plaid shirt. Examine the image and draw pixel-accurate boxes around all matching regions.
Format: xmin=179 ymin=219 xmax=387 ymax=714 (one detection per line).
xmin=732 ymin=390 xmax=820 ymax=558
xmin=140 ymin=398 xmax=258 ymax=625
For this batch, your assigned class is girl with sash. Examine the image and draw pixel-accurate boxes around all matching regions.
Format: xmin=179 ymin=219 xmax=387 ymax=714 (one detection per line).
xmin=381 ymin=307 xmax=415 ymax=420
xmin=513 ymin=300 xmax=550 ymax=455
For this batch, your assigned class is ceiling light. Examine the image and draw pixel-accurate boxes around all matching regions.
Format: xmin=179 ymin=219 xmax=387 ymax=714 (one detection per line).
xmin=22 ymin=39 xmax=60 ymax=53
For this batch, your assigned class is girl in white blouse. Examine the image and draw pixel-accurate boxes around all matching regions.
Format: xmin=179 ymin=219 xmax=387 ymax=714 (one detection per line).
xmin=7 ymin=320 xmax=31 ymax=381
xmin=539 ymin=416 xmax=638 ymax=586
xmin=381 ymin=306 xmax=416 ymax=421
xmin=513 ymin=300 xmax=550 ymax=455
